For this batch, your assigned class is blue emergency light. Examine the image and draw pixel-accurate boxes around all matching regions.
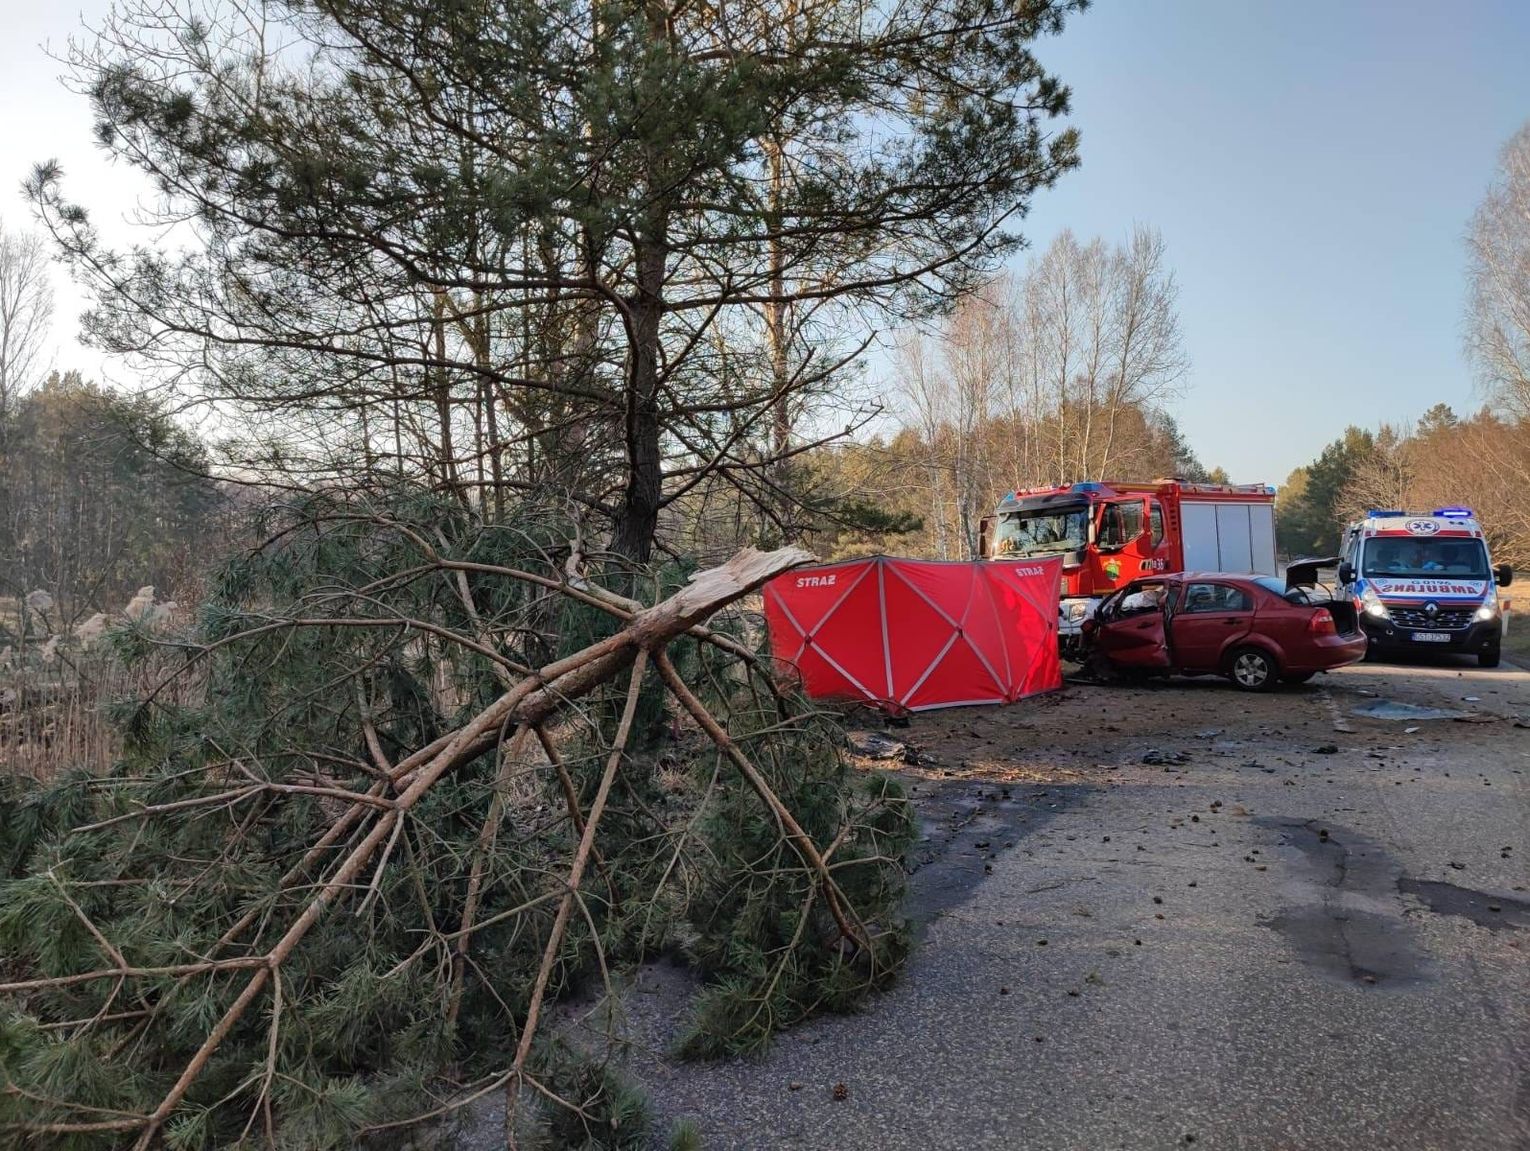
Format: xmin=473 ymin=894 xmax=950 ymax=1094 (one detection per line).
xmin=1366 ymin=509 xmax=1405 ymax=518
xmin=1071 ymin=482 xmax=1106 ymax=494
xmin=1431 ymin=506 xmax=1473 ymax=519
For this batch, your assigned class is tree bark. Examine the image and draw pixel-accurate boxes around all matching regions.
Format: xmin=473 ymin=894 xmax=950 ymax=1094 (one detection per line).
xmin=612 ymin=231 xmax=668 ymax=562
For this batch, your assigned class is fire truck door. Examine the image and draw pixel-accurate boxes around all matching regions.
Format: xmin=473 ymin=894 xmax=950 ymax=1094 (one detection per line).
xmin=1094 ymin=499 xmax=1157 ymax=590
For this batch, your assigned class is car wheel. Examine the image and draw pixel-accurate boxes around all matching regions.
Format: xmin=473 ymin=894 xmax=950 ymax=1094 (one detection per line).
xmin=1282 ymin=671 xmax=1316 ymax=685
xmin=1479 ymin=647 xmax=1501 ymax=669
xmin=1228 ymin=647 xmax=1278 ymax=692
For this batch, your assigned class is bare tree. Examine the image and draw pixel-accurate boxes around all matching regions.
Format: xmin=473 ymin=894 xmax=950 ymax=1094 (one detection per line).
xmin=896 ymin=330 xmax=953 ymax=557
xmin=896 ymin=227 xmax=1189 ymax=522
xmin=1335 ymin=423 xmax=1415 ymax=525
xmin=1098 ymin=225 xmax=1189 ymax=475
xmin=1027 ymin=230 xmax=1082 ymax=481
xmin=1468 ymin=121 xmax=1530 ymax=420
xmin=943 ymin=290 xmax=1008 ymax=551
xmin=0 ymin=221 xmax=54 ymax=417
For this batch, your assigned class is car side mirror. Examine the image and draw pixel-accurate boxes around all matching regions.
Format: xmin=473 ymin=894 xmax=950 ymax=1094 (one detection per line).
xmin=1496 ymin=564 xmax=1513 ymax=588
xmin=1080 ymin=618 xmax=1098 ymax=637
xmin=1338 ymin=562 xmax=1356 ymax=585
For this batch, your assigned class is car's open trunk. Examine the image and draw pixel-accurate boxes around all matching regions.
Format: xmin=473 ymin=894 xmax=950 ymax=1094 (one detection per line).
xmin=1286 ymin=555 xmax=1359 ymax=635
xmin=1324 ymin=598 xmax=1359 ymax=635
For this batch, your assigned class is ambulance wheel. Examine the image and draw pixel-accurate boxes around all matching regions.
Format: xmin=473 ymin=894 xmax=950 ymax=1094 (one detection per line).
xmin=1479 ymin=647 xmax=1501 ymax=668
xmin=1228 ymin=647 xmax=1277 ymax=692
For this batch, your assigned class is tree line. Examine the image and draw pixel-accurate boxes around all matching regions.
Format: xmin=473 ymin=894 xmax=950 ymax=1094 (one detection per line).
xmin=0 ymin=216 xmax=227 ymax=628
xmin=0 ymin=370 xmax=226 ymax=628
xmin=1275 ymin=405 xmax=1530 ymax=568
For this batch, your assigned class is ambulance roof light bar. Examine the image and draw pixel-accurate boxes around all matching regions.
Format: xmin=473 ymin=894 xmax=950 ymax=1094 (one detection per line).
xmin=1364 ymin=506 xmax=1476 ymax=520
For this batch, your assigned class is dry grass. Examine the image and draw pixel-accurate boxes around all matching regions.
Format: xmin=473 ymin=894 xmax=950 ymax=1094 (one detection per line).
xmin=0 ymin=594 xmax=195 ymax=782
xmin=0 ymin=656 xmax=182 ymax=781
xmin=1503 ymin=615 xmax=1530 ymax=667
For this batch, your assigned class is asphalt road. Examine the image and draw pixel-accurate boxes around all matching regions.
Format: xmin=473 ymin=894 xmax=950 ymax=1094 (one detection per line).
xmin=620 ymin=656 xmax=1530 ymax=1150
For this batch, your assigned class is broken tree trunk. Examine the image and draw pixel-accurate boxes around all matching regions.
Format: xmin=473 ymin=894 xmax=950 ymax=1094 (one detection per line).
xmin=3 ymin=545 xmax=841 ymax=1149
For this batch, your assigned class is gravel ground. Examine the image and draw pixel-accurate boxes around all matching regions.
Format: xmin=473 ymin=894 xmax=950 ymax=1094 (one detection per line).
xmin=465 ymin=655 xmax=1530 ymax=1150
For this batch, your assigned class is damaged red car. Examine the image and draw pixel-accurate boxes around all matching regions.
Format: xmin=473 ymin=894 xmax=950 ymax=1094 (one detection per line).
xmin=1080 ymin=565 xmax=1367 ymax=691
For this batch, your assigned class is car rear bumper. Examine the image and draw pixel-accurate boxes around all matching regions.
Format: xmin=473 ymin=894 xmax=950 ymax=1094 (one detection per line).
xmin=1285 ymin=631 xmax=1369 ymax=672
xmin=1359 ymin=615 xmax=1500 ymax=654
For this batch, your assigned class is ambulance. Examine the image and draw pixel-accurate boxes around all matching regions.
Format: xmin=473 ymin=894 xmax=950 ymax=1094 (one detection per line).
xmin=1337 ymin=508 xmax=1513 ymax=667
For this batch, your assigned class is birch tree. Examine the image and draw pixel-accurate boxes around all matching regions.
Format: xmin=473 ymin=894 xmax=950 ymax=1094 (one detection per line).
xmin=1099 ymin=226 xmax=1189 ymax=475
xmin=1469 ymin=121 xmax=1530 ymax=420
xmin=0 ymin=222 xmax=53 ymax=418
xmin=897 ymin=330 xmax=953 ymax=557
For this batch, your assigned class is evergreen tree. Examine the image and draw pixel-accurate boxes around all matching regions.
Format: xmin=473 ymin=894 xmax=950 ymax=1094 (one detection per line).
xmin=1274 ymin=427 xmax=1376 ymax=556
xmin=1416 ymin=402 xmax=1459 ymax=438
xmin=34 ymin=0 xmax=1086 ymax=561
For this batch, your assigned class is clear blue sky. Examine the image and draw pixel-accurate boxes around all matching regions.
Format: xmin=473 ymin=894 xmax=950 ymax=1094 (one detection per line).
xmin=1012 ymin=0 xmax=1530 ymax=485
xmin=3 ymin=1 xmax=1529 ymax=486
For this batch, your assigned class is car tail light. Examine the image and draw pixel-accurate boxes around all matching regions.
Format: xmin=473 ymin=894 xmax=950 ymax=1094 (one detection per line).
xmin=1308 ymin=608 xmax=1336 ymax=636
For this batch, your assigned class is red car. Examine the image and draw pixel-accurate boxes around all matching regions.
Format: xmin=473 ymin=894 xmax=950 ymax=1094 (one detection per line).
xmin=1081 ymin=568 xmax=1367 ymax=691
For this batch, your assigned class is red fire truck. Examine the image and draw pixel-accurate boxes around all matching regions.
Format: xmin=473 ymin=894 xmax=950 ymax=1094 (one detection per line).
xmin=978 ymin=480 xmax=1279 ymax=654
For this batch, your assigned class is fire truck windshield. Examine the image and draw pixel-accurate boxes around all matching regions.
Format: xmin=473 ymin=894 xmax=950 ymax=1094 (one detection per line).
xmin=1362 ymin=538 xmax=1489 ymax=579
xmin=995 ymin=507 xmax=1088 ymax=558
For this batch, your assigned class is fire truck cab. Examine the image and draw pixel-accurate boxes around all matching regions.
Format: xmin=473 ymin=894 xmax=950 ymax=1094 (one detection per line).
xmin=1338 ymin=508 xmax=1513 ymax=667
xmin=979 ymin=480 xmax=1278 ymax=655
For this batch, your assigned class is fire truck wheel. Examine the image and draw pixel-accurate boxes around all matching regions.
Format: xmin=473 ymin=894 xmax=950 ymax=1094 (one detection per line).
xmin=1228 ymin=647 xmax=1278 ymax=692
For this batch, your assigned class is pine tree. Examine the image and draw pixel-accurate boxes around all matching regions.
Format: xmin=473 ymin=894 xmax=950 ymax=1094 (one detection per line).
xmin=33 ymin=0 xmax=1084 ymax=560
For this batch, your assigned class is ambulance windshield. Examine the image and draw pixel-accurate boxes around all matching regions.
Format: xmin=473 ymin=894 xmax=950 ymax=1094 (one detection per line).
xmin=1362 ymin=538 xmax=1489 ymax=579
xmin=996 ymin=507 xmax=1088 ymax=558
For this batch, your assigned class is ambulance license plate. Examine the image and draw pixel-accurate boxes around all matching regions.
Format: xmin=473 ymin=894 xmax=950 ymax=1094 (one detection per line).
xmin=1411 ymin=632 xmax=1451 ymax=643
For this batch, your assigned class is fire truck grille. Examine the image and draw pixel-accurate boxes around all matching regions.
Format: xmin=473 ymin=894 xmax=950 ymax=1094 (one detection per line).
xmin=1390 ymin=606 xmax=1474 ymax=630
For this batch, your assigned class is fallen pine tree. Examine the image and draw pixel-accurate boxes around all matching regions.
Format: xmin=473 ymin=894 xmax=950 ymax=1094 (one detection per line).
xmin=0 ymin=490 xmax=912 ymax=1149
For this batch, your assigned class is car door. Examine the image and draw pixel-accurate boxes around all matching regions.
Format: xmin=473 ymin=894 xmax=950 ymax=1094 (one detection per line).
xmin=1170 ymin=581 xmax=1255 ymax=670
xmin=1094 ymin=581 xmax=1171 ymax=669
